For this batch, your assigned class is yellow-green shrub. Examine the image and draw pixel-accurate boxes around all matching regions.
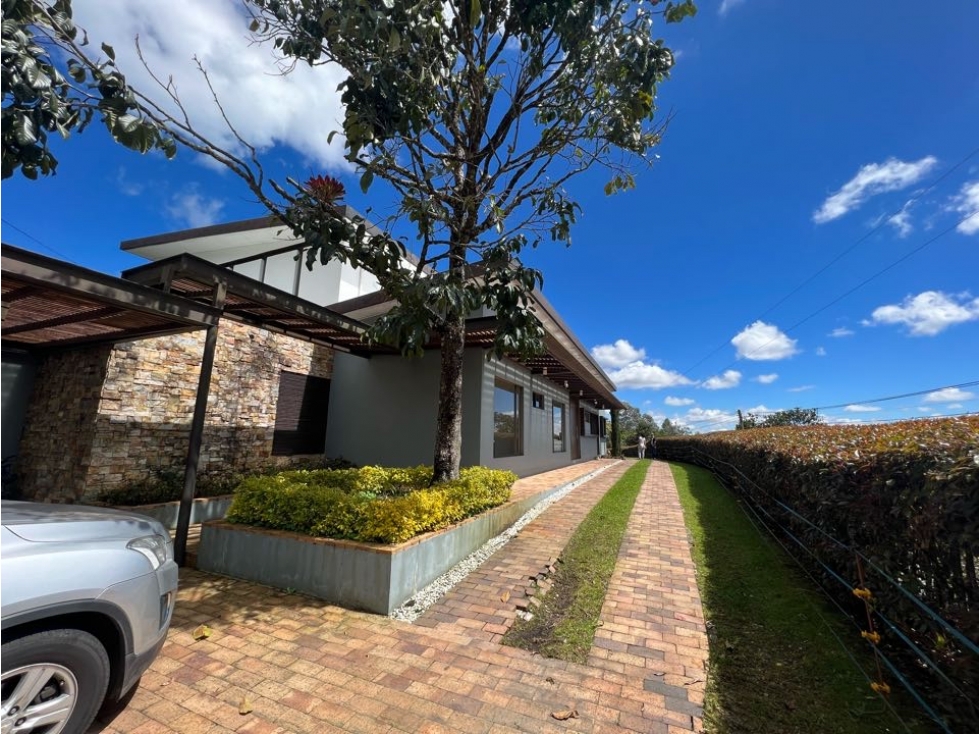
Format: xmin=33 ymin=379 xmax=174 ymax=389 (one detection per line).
xmin=225 ymin=465 xmax=517 ymax=544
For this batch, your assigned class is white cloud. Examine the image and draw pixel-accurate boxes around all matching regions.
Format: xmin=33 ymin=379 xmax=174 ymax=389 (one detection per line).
xmin=788 ymin=385 xmax=815 ymax=393
xmin=918 ymin=406 xmax=934 ymax=414
xmin=948 ymin=180 xmax=979 ymax=235
xmin=74 ymin=0 xmax=350 ymax=170
xmin=829 ymin=327 xmax=854 ymax=338
xmin=606 ymin=362 xmax=694 ymax=390
xmin=816 ymin=346 xmax=827 ymax=357
xmin=885 ymin=200 xmax=915 ymax=237
xmin=946 ymin=403 xmax=964 ymax=410
xmin=813 ymin=156 xmax=937 ymax=224
xmin=679 ymin=407 xmax=739 ymax=433
xmin=731 ymin=321 xmax=799 ymax=361
xmin=591 ymin=339 xmax=647 ymax=370
xmin=924 ymin=387 xmax=975 ymax=403
xmin=665 ymin=396 xmax=695 ymax=406
xmin=844 ymin=404 xmax=882 ymax=413
xmin=166 ymin=188 xmax=225 ymax=228
xmin=702 ymin=370 xmax=742 ymax=390
xmin=865 ymin=291 xmax=979 ymax=336
xmin=754 ymin=373 xmax=779 ymax=384
xmin=719 ymin=0 xmax=747 ymax=15
xmin=115 ymin=167 xmax=143 ymax=196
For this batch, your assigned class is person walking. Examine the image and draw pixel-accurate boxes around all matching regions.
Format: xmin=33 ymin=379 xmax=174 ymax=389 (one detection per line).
xmin=637 ymin=435 xmax=646 ymax=459
xmin=650 ymin=435 xmax=657 ymax=459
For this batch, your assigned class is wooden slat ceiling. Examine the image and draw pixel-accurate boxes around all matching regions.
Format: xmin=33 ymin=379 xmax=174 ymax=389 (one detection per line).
xmin=2 ymin=247 xmax=220 ymax=349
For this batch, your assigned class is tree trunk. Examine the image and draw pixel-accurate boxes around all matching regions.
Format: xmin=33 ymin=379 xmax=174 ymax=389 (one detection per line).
xmin=432 ymin=309 xmax=467 ymax=483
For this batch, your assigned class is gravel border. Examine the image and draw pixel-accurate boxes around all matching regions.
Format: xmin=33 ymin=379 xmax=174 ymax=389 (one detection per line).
xmin=390 ymin=462 xmax=617 ymax=622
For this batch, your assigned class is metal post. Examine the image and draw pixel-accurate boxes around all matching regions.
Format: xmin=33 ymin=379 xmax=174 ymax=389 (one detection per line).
xmin=174 ymin=283 xmax=226 ymax=566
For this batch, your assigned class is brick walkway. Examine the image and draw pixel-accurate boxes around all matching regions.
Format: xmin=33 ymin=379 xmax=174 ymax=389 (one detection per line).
xmin=92 ymin=460 xmax=707 ymax=734
xmin=415 ymin=461 xmax=634 ymax=641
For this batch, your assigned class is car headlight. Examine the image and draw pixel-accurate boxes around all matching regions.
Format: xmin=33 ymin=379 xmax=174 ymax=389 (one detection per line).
xmin=127 ymin=534 xmax=171 ymax=569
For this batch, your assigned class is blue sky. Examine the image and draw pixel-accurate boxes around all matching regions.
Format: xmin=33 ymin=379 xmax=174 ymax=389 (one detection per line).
xmin=2 ymin=0 xmax=978 ymax=431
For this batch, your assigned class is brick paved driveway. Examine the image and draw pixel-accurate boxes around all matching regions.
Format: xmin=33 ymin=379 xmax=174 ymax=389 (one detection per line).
xmin=92 ymin=461 xmax=706 ymax=734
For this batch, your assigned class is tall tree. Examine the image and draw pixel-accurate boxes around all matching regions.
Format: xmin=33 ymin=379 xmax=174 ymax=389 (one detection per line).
xmin=1 ymin=0 xmax=174 ymax=179
xmin=3 ymin=0 xmax=696 ymax=482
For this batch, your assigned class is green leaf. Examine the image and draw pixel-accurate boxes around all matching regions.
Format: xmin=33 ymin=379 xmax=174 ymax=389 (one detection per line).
xmin=360 ymin=168 xmax=374 ymax=193
xmin=101 ymin=42 xmax=115 ymax=61
xmin=470 ymin=0 xmax=481 ymax=27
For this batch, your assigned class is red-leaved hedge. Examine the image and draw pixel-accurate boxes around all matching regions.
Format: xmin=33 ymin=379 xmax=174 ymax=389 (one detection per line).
xmin=658 ymin=416 xmax=979 ymax=730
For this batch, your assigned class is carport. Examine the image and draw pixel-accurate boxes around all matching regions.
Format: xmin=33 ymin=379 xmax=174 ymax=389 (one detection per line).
xmin=2 ymin=244 xmax=370 ymax=564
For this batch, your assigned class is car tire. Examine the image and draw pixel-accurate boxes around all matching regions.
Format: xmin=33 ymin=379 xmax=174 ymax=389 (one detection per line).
xmin=1 ymin=629 xmax=110 ymax=734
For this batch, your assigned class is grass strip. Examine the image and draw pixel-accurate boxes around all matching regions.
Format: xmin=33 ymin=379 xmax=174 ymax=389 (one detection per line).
xmin=670 ymin=461 xmax=926 ymax=734
xmin=502 ymin=459 xmax=649 ymax=663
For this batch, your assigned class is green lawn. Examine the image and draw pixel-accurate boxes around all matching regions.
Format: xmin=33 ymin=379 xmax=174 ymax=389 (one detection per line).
xmin=670 ymin=461 xmax=927 ymax=734
xmin=502 ymin=459 xmax=648 ymax=663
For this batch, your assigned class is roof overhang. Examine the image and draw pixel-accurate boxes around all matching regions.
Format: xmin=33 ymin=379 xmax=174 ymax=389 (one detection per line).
xmin=2 ymin=244 xmax=221 ymax=350
xmin=331 ymin=287 xmax=625 ymax=411
xmin=122 ymin=253 xmax=370 ymax=352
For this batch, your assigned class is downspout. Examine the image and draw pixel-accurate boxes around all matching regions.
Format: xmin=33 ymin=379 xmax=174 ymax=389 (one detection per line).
xmin=174 ymin=281 xmax=227 ymax=566
xmin=611 ymin=408 xmax=621 ymax=457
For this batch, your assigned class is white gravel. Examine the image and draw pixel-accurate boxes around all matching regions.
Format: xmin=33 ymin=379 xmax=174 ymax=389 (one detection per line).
xmin=390 ymin=462 xmax=615 ymax=622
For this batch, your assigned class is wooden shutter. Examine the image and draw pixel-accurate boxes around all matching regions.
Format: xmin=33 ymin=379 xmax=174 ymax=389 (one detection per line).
xmin=272 ymin=371 xmax=331 ymax=455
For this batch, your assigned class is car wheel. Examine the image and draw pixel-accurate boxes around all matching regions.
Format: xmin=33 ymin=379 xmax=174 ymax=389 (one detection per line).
xmin=1 ymin=629 xmax=110 ymax=734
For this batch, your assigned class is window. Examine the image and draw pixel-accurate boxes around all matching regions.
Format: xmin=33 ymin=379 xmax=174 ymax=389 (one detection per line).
xmin=553 ymin=402 xmax=566 ymax=452
xmin=272 ymin=371 xmax=331 ymax=455
xmin=493 ymin=380 xmax=523 ymax=458
xmin=532 ymin=392 xmax=545 ymax=410
xmin=581 ymin=410 xmax=599 ymax=436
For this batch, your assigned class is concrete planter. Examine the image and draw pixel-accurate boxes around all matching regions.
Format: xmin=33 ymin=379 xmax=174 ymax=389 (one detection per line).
xmin=123 ymin=495 xmax=234 ymax=530
xmin=197 ymin=466 xmax=606 ymax=614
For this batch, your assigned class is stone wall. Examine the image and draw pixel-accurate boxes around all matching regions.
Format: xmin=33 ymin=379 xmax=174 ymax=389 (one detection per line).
xmin=19 ymin=319 xmax=334 ymax=502
xmin=17 ymin=344 xmax=112 ymax=501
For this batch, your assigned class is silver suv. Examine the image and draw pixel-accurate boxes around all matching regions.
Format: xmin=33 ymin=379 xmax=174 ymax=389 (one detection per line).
xmin=1 ymin=501 xmax=178 ymax=734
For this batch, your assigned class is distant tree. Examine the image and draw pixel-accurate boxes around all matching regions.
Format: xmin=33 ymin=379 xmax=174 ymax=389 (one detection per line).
xmin=658 ymin=417 xmax=689 ymax=436
xmin=1 ymin=0 xmax=175 ymax=179
xmin=618 ymin=403 xmax=659 ymax=447
xmin=4 ymin=0 xmax=696 ymax=482
xmin=737 ymin=407 xmax=820 ymax=429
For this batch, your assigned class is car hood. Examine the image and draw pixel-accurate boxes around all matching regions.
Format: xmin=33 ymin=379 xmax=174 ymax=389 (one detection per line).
xmin=1 ymin=500 xmax=165 ymax=543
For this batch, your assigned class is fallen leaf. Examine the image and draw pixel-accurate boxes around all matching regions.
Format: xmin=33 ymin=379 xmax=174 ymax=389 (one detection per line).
xmin=551 ymin=709 xmax=578 ymax=721
xmin=192 ymin=624 xmax=212 ymax=641
xmin=501 ymin=590 xmax=510 ymax=603
xmin=239 ymin=697 xmax=253 ymax=715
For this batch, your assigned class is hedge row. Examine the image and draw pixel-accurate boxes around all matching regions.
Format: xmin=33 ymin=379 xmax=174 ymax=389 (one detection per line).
xmin=658 ymin=416 xmax=979 ymax=730
xmin=225 ymin=465 xmax=518 ymax=544
xmin=96 ymin=457 xmax=357 ymax=506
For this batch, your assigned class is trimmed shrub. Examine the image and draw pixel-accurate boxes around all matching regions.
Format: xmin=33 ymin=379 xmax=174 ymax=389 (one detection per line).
xmin=95 ymin=457 xmax=357 ymax=506
xmin=225 ymin=464 xmax=517 ymax=544
xmin=658 ymin=416 xmax=979 ymax=730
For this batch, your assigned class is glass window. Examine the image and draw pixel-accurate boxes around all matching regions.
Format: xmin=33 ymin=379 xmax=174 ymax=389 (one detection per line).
xmin=532 ymin=392 xmax=545 ymax=410
xmin=553 ymin=402 xmax=566 ymax=452
xmin=493 ymin=380 xmax=523 ymax=458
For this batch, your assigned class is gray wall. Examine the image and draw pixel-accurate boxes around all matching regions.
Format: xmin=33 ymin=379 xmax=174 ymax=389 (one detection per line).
xmin=2 ymin=350 xmax=36 ymax=463
xmin=327 ymin=349 xmax=606 ymax=475
xmin=326 ymin=351 xmax=429 ymax=467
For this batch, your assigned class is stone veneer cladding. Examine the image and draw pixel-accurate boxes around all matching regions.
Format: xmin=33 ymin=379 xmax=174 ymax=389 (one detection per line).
xmin=17 ymin=319 xmax=334 ymax=502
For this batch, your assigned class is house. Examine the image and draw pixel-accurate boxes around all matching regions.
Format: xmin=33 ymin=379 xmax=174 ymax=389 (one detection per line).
xmin=2 ymin=214 xmax=622 ymax=505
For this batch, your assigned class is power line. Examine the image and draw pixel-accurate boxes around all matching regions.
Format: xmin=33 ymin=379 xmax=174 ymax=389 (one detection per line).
xmin=680 ymin=145 xmax=979 ymax=378
xmin=813 ymin=379 xmax=979 ymax=411
xmin=680 ymin=408 xmax=977 ymax=433
xmin=1 ymin=219 xmax=71 ymax=261
xmin=694 ymin=206 xmax=978 ymax=380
